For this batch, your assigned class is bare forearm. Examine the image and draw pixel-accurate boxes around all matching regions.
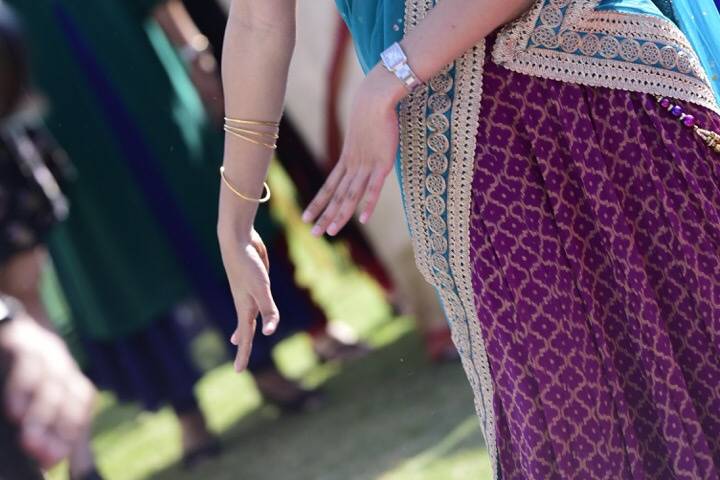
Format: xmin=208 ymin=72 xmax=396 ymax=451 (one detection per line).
xmin=219 ymin=0 xmax=296 ymax=240
xmin=369 ymin=0 xmax=534 ymax=104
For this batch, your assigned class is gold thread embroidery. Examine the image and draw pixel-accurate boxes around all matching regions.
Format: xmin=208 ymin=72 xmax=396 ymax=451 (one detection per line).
xmin=448 ymin=37 xmax=499 ymax=478
xmin=401 ymin=0 xmax=499 ymax=477
xmin=494 ymin=1 xmax=720 ymax=115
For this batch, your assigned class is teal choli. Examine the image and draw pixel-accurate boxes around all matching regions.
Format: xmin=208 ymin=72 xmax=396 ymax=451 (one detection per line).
xmin=335 ymin=0 xmax=720 ymax=102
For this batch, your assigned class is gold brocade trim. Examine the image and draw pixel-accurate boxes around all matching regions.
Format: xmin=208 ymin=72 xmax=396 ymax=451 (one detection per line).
xmin=493 ymin=0 xmax=720 ymax=115
xmin=400 ymin=0 xmax=498 ymax=477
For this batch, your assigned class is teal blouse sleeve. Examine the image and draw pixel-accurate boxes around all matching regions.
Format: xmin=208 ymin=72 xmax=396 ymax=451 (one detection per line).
xmin=672 ymin=0 xmax=720 ymax=104
xmin=334 ymin=0 xmax=405 ymax=73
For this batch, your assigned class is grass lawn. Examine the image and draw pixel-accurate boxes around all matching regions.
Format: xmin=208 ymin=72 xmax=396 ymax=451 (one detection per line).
xmin=47 ymin=164 xmax=491 ymax=480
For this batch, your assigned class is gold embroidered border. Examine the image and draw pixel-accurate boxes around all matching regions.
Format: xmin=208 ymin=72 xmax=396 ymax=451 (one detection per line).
xmin=448 ymin=38 xmax=499 ymax=478
xmin=400 ymin=0 xmax=499 ymax=477
xmin=494 ymin=0 xmax=720 ymax=114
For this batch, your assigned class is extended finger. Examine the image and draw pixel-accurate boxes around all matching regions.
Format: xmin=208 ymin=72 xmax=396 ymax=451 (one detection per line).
xmin=327 ymin=169 xmax=370 ymax=236
xmin=233 ymin=306 xmax=257 ymax=372
xmin=358 ymin=168 xmax=390 ymax=224
xmin=20 ymin=382 xmax=67 ymax=466
xmin=312 ymin=173 xmax=354 ymax=236
xmin=230 ymin=299 xmax=257 ymax=345
xmin=54 ymin=379 xmax=95 ymax=445
xmin=4 ymin=358 xmax=41 ymax=421
xmin=20 ymin=423 xmax=68 ymax=469
xmin=248 ymin=271 xmax=280 ymax=336
xmin=302 ymin=163 xmax=345 ymax=224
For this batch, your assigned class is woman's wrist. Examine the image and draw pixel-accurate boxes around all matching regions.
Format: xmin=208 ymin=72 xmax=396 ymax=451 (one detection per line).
xmin=365 ymin=63 xmax=409 ymax=110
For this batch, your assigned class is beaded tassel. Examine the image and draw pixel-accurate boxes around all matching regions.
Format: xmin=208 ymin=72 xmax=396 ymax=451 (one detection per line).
xmin=656 ymin=96 xmax=720 ymax=154
xmin=695 ymin=128 xmax=720 ymax=154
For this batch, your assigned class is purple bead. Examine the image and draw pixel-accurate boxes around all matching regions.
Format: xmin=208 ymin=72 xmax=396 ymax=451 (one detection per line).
xmin=683 ymin=114 xmax=696 ymax=127
xmin=671 ymin=105 xmax=683 ymax=117
xmin=659 ymin=98 xmax=671 ymax=108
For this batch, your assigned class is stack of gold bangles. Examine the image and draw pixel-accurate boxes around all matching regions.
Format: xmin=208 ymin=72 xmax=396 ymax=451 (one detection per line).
xmin=220 ymin=116 xmax=279 ymax=203
xmin=223 ymin=116 xmax=279 ymax=150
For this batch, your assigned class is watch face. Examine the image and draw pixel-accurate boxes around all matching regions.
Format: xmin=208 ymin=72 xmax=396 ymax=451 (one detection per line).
xmin=381 ymin=44 xmax=406 ymax=70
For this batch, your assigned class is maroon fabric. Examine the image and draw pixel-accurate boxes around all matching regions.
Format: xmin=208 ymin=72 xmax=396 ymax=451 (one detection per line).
xmin=470 ymin=54 xmax=720 ymax=479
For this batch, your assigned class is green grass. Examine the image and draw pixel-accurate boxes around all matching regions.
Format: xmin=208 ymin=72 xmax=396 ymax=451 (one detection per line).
xmin=46 ymin=163 xmax=491 ymax=480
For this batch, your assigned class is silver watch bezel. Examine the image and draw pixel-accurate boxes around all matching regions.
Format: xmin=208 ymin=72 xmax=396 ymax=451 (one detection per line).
xmin=380 ymin=42 xmax=423 ymax=92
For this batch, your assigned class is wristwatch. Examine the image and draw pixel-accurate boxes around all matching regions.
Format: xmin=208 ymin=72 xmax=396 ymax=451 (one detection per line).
xmin=380 ymin=42 xmax=423 ymax=92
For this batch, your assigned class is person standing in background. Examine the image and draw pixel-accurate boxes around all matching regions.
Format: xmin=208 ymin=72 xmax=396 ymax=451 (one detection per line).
xmin=9 ymin=0 xmax=365 ymax=478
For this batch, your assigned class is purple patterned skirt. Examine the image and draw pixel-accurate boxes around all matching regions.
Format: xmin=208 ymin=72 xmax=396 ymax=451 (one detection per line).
xmin=470 ymin=55 xmax=720 ymax=479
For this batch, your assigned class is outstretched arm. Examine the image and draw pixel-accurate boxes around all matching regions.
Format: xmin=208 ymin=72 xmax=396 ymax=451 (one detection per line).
xmin=217 ymin=0 xmax=296 ymax=371
xmin=302 ymin=0 xmax=533 ymax=236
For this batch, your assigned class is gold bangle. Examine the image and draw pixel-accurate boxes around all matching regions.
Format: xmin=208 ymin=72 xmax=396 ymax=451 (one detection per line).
xmin=219 ymin=166 xmax=271 ymax=203
xmin=224 ymin=117 xmax=280 ymax=128
xmin=223 ymin=126 xmax=277 ymax=150
xmin=224 ymin=124 xmax=279 ymax=139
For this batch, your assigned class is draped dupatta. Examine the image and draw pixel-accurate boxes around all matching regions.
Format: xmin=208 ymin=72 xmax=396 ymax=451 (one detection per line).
xmin=670 ymin=0 xmax=720 ymax=103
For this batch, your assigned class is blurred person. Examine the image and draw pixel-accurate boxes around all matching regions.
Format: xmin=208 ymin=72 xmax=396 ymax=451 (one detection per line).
xmin=219 ymin=0 xmax=720 ymax=479
xmin=0 ymin=3 xmax=95 ymax=476
xmin=10 ymin=0 xmax=367 ymax=477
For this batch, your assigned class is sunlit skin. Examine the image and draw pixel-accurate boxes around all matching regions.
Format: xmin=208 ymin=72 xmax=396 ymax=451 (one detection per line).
xmin=218 ymin=0 xmax=533 ymax=371
xmin=0 ymin=313 xmax=96 ymax=468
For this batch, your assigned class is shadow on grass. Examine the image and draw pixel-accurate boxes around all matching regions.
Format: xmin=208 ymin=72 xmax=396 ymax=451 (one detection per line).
xmin=150 ymin=330 xmax=486 ymax=480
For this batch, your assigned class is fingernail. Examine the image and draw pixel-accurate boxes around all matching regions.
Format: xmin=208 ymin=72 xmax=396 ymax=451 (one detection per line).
xmin=311 ymin=225 xmax=322 ymax=236
xmin=263 ymin=323 xmax=275 ymax=335
xmin=230 ymin=334 xmax=238 ymax=346
xmin=302 ymin=211 xmax=311 ymax=223
xmin=328 ymin=223 xmax=338 ymax=235
xmin=359 ymin=212 xmax=369 ymax=224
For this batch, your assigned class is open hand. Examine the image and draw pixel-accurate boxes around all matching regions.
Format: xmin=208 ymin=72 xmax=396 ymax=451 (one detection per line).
xmin=218 ymin=227 xmax=279 ymax=372
xmin=302 ymin=67 xmax=403 ymax=236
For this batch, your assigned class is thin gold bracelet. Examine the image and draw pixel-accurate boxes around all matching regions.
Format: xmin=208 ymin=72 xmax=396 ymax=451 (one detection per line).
xmin=219 ymin=166 xmax=271 ymax=203
xmin=224 ymin=117 xmax=280 ymax=128
xmin=224 ymin=124 xmax=279 ymax=140
xmin=223 ymin=126 xmax=278 ymax=150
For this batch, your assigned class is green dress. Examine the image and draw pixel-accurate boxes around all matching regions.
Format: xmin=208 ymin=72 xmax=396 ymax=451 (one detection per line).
xmin=9 ymin=0 xmax=239 ymax=340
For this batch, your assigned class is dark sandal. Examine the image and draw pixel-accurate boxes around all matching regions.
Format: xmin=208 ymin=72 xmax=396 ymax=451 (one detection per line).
xmin=263 ymin=387 xmax=326 ymax=414
xmin=313 ymin=337 xmax=372 ymax=363
xmin=181 ymin=438 xmax=222 ymax=470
